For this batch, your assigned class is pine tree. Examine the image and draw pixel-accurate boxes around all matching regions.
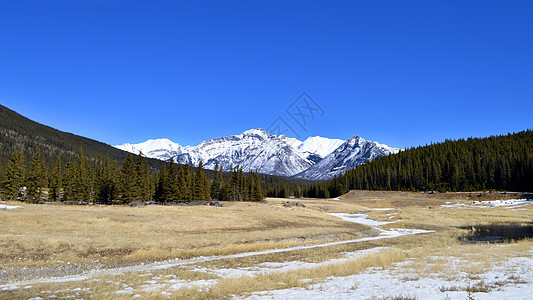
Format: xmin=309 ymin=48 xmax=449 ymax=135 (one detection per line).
xmin=120 ymin=153 xmax=141 ymax=204
xmin=62 ymin=159 xmax=74 ymax=201
xmin=163 ymin=160 xmax=179 ymax=202
xmin=96 ymin=155 xmax=117 ymax=204
xmin=210 ymin=162 xmax=223 ymax=200
xmin=154 ymin=163 xmax=168 ymax=203
xmin=49 ymin=154 xmax=63 ymax=201
xmin=140 ymin=159 xmax=153 ymax=202
xmin=1 ymin=148 xmax=25 ymax=200
xmin=249 ymin=170 xmax=264 ymax=201
xmin=193 ymin=161 xmax=210 ymax=200
xmin=110 ymin=160 xmax=121 ymax=203
xmin=72 ymin=148 xmax=90 ymax=202
xmin=178 ymin=164 xmax=192 ymax=201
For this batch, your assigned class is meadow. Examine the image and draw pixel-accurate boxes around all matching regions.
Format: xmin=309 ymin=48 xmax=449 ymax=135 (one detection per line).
xmin=1 ymin=191 xmax=532 ymax=299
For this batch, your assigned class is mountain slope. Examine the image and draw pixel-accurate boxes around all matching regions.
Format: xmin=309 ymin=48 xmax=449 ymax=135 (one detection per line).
xmin=296 ymin=136 xmax=344 ymax=162
xmin=118 ymin=129 xmax=317 ymax=177
xmin=294 ymin=135 xmax=400 ymax=180
xmin=318 ymin=130 xmax=533 ymax=194
xmin=0 ymin=105 xmax=164 ymax=168
xmin=117 ymin=138 xmax=184 ymax=162
xmin=116 ymin=129 xmax=399 ymax=180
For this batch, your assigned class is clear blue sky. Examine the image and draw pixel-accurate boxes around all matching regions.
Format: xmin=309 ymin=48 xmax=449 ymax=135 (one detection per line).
xmin=1 ymin=1 xmax=532 ymax=149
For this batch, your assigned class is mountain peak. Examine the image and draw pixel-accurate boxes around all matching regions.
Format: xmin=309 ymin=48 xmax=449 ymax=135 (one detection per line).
xmin=242 ymin=128 xmax=267 ymax=134
xmin=240 ymin=128 xmax=269 ymax=138
xmin=115 ymin=129 xmax=398 ymax=180
xmin=298 ymin=136 xmax=345 ymax=158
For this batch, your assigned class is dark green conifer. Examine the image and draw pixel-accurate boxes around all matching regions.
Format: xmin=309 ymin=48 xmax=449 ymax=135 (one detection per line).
xmin=120 ymin=153 xmax=141 ymax=204
xmin=49 ymin=154 xmax=63 ymax=201
xmin=1 ymin=148 xmax=25 ymax=200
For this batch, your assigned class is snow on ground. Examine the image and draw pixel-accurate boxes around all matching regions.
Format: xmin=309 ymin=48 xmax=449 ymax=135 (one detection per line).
xmin=0 ymin=204 xmax=22 ymax=210
xmin=190 ymin=248 xmax=388 ymax=280
xmin=327 ymin=213 xmax=398 ymax=227
xmin=246 ymin=248 xmax=533 ymax=300
xmin=103 ymin=213 xmax=434 ymax=296
xmin=442 ymin=199 xmax=533 ymax=209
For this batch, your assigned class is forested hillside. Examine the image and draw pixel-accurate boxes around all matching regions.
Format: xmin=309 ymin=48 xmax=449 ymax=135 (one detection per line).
xmin=310 ymin=130 xmax=533 ymax=197
xmin=0 ymin=105 xmax=310 ymax=203
xmin=1 ymin=147 xmax=265 ymax=203
xmin=0 ymin=104 xmax=166 ymax=169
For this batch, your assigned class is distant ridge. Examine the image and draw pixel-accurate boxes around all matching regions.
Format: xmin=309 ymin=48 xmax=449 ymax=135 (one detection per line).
xmin=116 ymin=129 xmax=399 ymax=180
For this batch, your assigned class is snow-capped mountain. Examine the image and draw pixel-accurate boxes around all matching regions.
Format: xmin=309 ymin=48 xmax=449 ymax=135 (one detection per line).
xmin=293 ymin=135 xmax=400 ymax=180
xmin=296 ymin=136 xmax=344 ymax=163
xmin=116 ymin=138 xmax=183 ymax=162
xmin=172 ymin=129 xmax=314 ymax=177
xmin=114 ymin=129 xmax=399 ymax=180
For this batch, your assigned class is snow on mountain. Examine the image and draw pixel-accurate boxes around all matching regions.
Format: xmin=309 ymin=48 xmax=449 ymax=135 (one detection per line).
xmin=114 ymin=129 xmax=399 ymax=180
xmin=115 ymin=138 xmax=184 ymax=162
xmin=173 ymin=129 xmax=316 ymax=177
xmin=294 ymin=135 xmax=400 ymax=181
xmin=297 ymin=136 xmax=344 ymax=160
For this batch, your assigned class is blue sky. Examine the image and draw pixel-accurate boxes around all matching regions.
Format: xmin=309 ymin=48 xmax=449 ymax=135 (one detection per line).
xmin=1 ymin=1 xmax=532 ymax=149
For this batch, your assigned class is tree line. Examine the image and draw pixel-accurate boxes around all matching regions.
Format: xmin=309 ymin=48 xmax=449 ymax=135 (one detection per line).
xmin=0 ymin=148 xmax=264 ymax=203
xmin=5 ymin=130 xmax=528 ymax=203
xmin=313 ymin=130 xmax=533 ymax=197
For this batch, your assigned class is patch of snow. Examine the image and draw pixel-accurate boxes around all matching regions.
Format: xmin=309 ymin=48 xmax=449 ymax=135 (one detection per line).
xmin=297 ymin=136 xmax=345 ymax=158
xmin=167 ymin=279 xmax=217 ymax=291
xmin=190 ymin=248 xmax=389 ymax=280
xmin=1 ymin=285 xmax=19 ymax=291
xmin=327 ymin=213 xmax=397 ymax=227
xmin=0 ymin=204 xmax=22 ymax=210
xmin=115 ymin=286 xmax=134 ymax=295
xmin=246 ymin=246 xmax=533 ymax=300
xmin=442 ymin=199 xmax=533 ymax=209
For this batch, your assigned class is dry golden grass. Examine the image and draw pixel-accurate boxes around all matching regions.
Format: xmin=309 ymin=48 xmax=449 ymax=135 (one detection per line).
xmin=0 ymin=200 xmax=370 ymax=270
xmin=2 ymin=190 xmax=532 ymax=299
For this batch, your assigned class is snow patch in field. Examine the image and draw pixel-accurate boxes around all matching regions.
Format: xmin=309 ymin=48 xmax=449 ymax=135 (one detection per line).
xmin=327 ymin=213 xmax=397 ymax=227
xmin=0 ymin=204 xmax=22 ymax=210
xmin=0 ymin=285 xmax=19 ymax=291
xmin=246 ymin=246 xmax=533 ymax=300
xmin=191 ymin=248 xmax=388 ymax=280
xmin=442 ymin=199 xmax=532 ymax=209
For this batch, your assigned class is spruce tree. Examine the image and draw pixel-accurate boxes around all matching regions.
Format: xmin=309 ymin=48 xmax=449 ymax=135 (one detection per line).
xmin=1 ymin=148 xmax=25 ymax=200
xmin=120 ymin=153 xmax=141 ymax=204
xmin=193 ymin=161 xmax=210 ymax=200
xmin=154 ymin=163 xmax=168 ymax=203
xmin=210 ymin=162 xmax=222 ymax=200
xmin=62 ymin=159 xmax=74 ymax=201
xmin=178 ymin=164 xmax=192 ymax=201
xmin=140 ymin=159 xmax=153 ymax=202
xmin=49 ymin=154 xmax=63 ymax=201
xmin=167 ymin=160 xmax=179 ymax=202
xmin=249 ymin=170 xmax=264 ymax=201
xmin=72 ymin=148 xmax=90 ymax=202
xmin=96 ymin=155 xmax=117 ymax=204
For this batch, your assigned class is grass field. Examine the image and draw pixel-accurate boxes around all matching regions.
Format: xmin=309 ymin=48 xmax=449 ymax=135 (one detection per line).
xmin=1 ymin=190 xmax=532 ymax=299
